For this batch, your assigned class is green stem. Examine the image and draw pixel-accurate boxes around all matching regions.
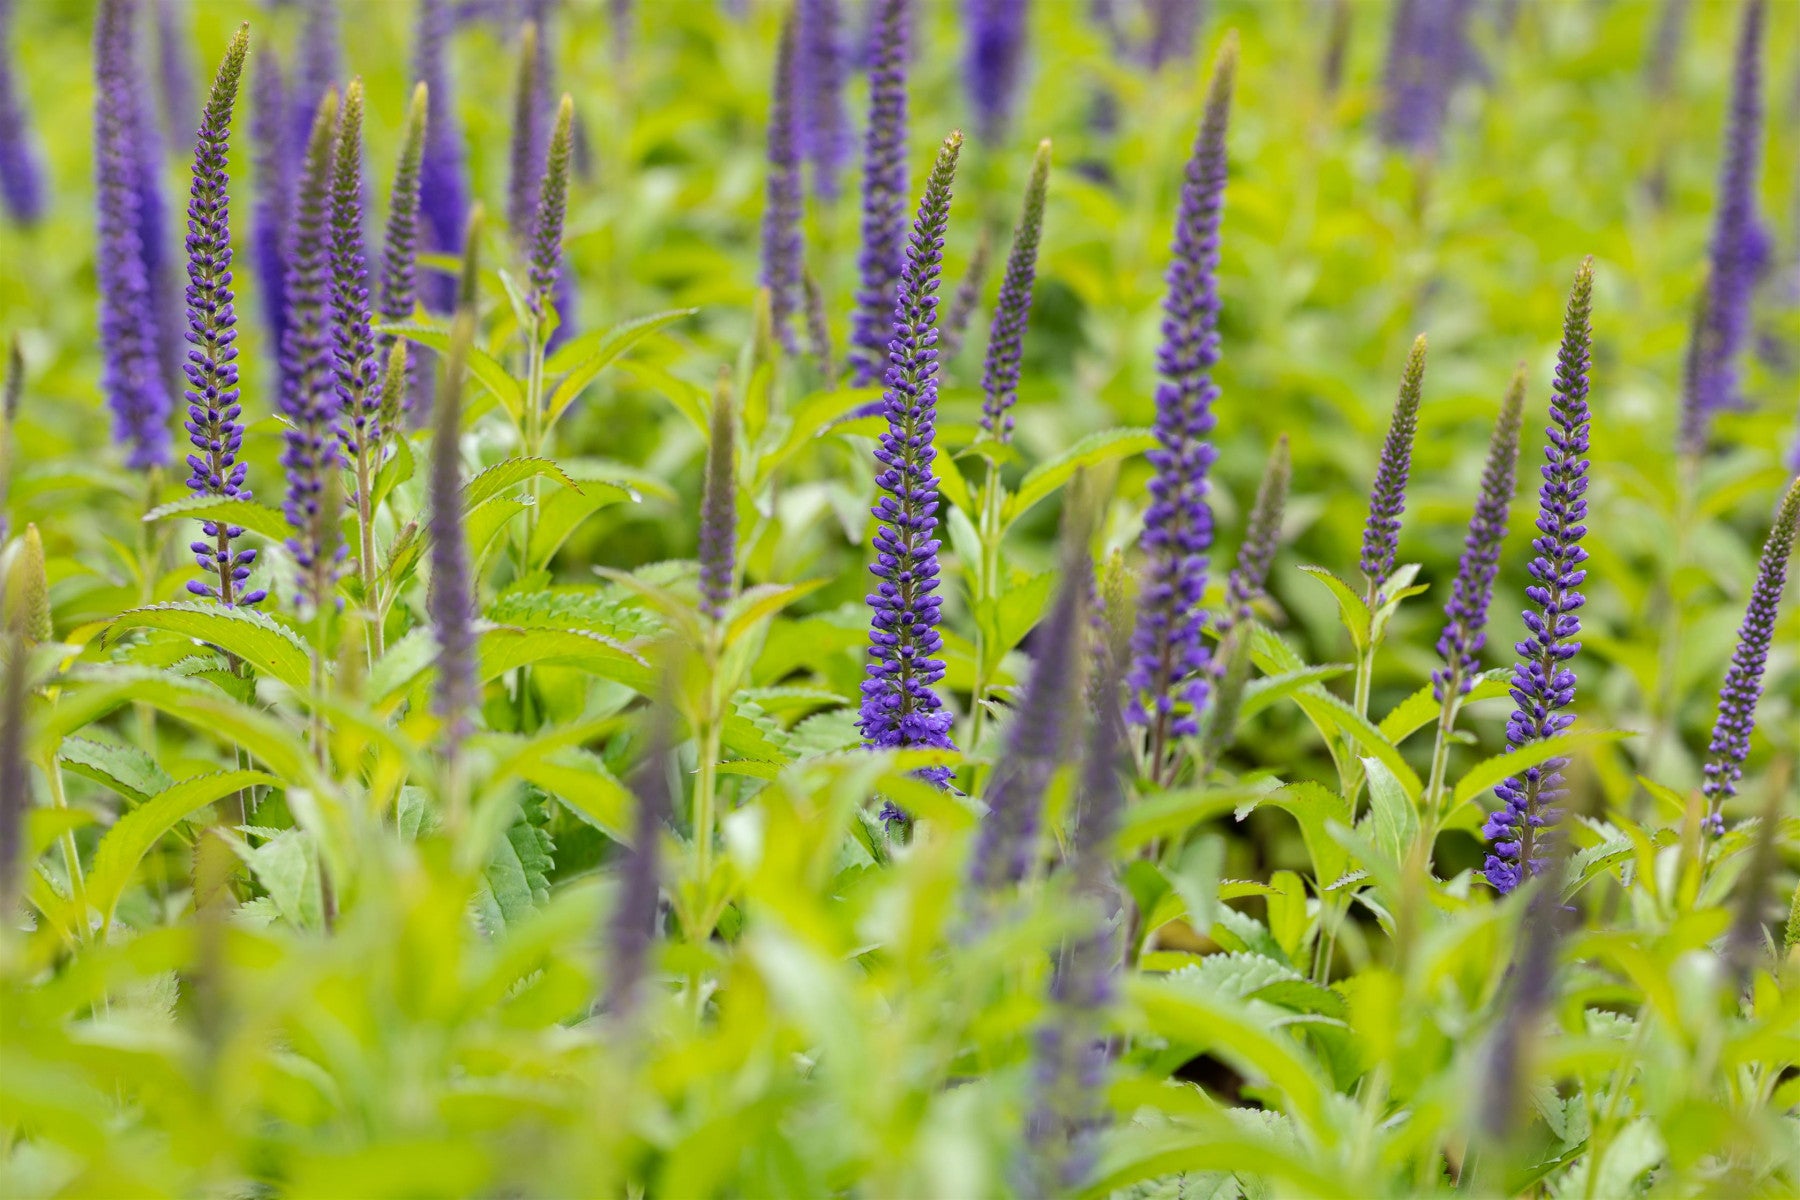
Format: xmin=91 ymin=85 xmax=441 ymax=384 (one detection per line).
xmin=965 ymin=468 xmax=1005 ymax=756
xmin=45 ymin=760 xmax=91 ymax=940
xmin=1422 ymin=683 xmax=1463 ymax=836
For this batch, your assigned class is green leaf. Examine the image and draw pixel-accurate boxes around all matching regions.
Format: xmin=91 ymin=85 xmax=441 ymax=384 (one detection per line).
xmin=725 ymin=580 xmax=827 ymax=642
xmin=466 ymin=496 xmax=529 ymax=565
xmin=477 ymin=625 xmax=649 ymax=688
xmin=1290 ymin=687 xmax=1421 ymax=799
xmin=520 ymin=748 xmax=634 ymax=841
xmin=1449 ymin=730 xmax=1635 ymax=809
xmin=86 ymin=770 xmax=277 ymax=924
xmin=754 ymin=386 xmax=885 ymax=486
xmin=107 ymin=603 xmax=314 ymax=693
xmin=527 ymin=475 xmax=636 ymax=568
xmin=238 ymin=829 xmax=321 ymax=929
xmin=612 ymin=359 xmax=710 ymax=433
xmin=1001 ymin=427 xmax=1156 ymax=530
xmin=1378 ymin=670 xmax=1511 ymax=744
xmin=1362 ymin=756 xmax=1419 ymax=867
xmin=1238 ymin=664 xmax=1352 ymax=723
xmin=58 ymin=737 xmax=173 ymax=805
xmin=545 ymin=308 xmax=698 ymax=423
xmin=371 ymin=434 xmax=416 ymax=512
xmin=144 ymin=495 xmax=291 ymax=542
xmin=474 ymin=792 xmax=557 ymax=933
xmin=1114 ymin=784 xmax=1272 ymax=853
xmin=462 ymin=456 xmax=582 ymax=511
xmin=1296 ymin=565 xmax=1371 ymax=652
xmin=1239 ymin=781 xmax=1353 ymax=887
xmin=379 ymin=322 xmax=525 ymax=422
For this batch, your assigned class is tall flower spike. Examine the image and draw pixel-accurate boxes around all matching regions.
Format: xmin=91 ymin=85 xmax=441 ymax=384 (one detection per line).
xmin=857 ymin=131 xmax=963 ymax=792
xmin=1700 ymin=477 xmax=1800 ymax=834
xmin=0 ymin=336 xmax=19 ymax=544
xmin=0 ymin=0 xmax=46 ymax=224
xmin=1479 ymin=860 xmax=1568 ymax=1139
xmin=377 ymin=82 xmax=427 ymax=415
xmin=278 ymin=90 xmax=343 ymax=615
xmin=94 ymin=0 xmax=172 ymax=469
xmin=939 ymin=227 xmax=992 ymax=362
xmin=291 ymin=0 xmax=340 ymax=150
xmin=416 ymin=0 xmax=467 ymax=311
xmin=847 ymin=0 xmax=911 ymax=387
xmin=979 ymin=139 xmax=1050 ymax=442
xmin=429 ymin=304 xmax=478 ymax=755
xmin=966 ymin=0 xmax=1028 ymax=145
xmin=1434 ymin=365 xmax=1526 ymax=700
xmin=602 ymin=696 xmax=671 ymax=1021
xmin=797 ymin=0 xmax=851 ymax=202
xmin=124 ymin=4 xmax=182 ymax=390
xmin=802 ymin=269 xmax=837 ymax=388
xmin=969 ymin=539 xmax=1087 ymax=894
xmin=507 ymin=20 xmax=546 ymax=245
xmin=1141 ymin=0 xmax=1203 ymax=71
xmin=0 ymin=622 xmax=28 ymax=911
xmin=1678 ymin=0 xmax=1765 ymax=455
xmin=250 ymin=50 xmax=293 ymax=353
xmin=698 ymin=381 xmax=737 ymax=621
xmin=762 ymin=12 xmax=805 ymax=355
xmin=1127 ymin=35 xmax=1235 ymax=764
xmin=1360 ymin=333 xmax=1428 ymax=596
xmin=1483 ymin=259 xmax=1595 ymax=895
xmin=1213 ymin=433 xmax=1291 ymax=653
xmin=182 ymin=26 xmax=263 ymax=607
xmin=1022 ymin=626 xmax=1129 ymax=1194
xmin=152 ymin=0 xmax=194 ymax=148
xmin=527 ymin=94 xmax=573 ymax=331
xmin=328 ymin=79 xmax=382 ymax=465
xmin=1381 ymin=0 xmax=1478 ymax=155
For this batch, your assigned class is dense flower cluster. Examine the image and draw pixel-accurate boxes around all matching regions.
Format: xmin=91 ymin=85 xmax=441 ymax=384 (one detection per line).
xmin=1484 ymin=260 xmax=1595 ymax=895
xmin=1213 ymin=433 xmax=1291 ymax=657
xmin=698 ymin=386 xmax=737 ymax=621
xmin=1359 ymin=334 xmax=1427 ymax=594
xmin=978 ymin=140 xmax=1050 ymax=443
xmin=328 ymin=81 xmax=383 ymax=465
xmin=0 ymin=0 xmax=45 ymax=225
xmin=416 ymin=0 xmax=467 ymax=312
xmin=760 ymin=13 xmax=805 ymax=355
xmin=797 ymin=0 xmax=850 ymax=202
xmin=966 ymin=0 xmax=1027 ymax=144
xmin=846 ymin=0 xmax=911 ymax=387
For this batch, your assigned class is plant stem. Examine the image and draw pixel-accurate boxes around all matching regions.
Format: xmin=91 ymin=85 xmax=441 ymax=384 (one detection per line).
xmin=965 ymin=467 xmax=1005 ymax=756
xmin=45 ymin=759 xmax=91 ymax=940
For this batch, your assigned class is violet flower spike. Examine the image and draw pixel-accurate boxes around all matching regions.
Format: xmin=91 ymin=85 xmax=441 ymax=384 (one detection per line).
xmin=278 ymin=91 xmax=343 ymax=615
xmin=181 ymin=26 xmax=263 ymax=607
xmin=291 ymin=0 xmax=340 ymax=150
xmin=416 ymin=0 xmax=467 ymax=312
xmin=1700 ymin=477 xmax=1800 ymax=834
xmin=526 ymin=94 xmax=573 ymax=331
xmin=1483 ymin=259 xmax=1595 ymax=895
xmin=1127 ymin=36 xmax=1235 ymax=764
xmin=507 ymin=20 xmax=546 ymax=246
xmin=376 ymin=82 xmax=427 ymax=414
xmin=1360 ymin=333 xmax=1428 ymax=597
xmin=94 ymin=0 xmax=172 ymax=470
xmin=602 ymin=699 xmax=671 ymax=1021
xmin=250 ymin=50 xmax=293 ymax=354
xmin=0 ymin=622 xmax=28 ymax=911
xmin=697 ymin=383 xmax=737 ymax=621
xmin=1434 ymin=365 xmax=1526 ymax=701
xmin=1678 ymin=0 xmax=1765 ymax=455
xmin=979 ymin=139 xmax=1049 ymax=443
xmin=857 ymin=131 xmax=963 ymax=794
xmin=1140 ymin=0 xmax=1203 ymax=72
xmin=1380 ymin=0 xmax=1477 ymax=155
xmin=327 ymin=79 xmax=382 ymax=465
xmin=966 ymin=0 xmax=1028 ymax=146
xmin=797 ymin=0 xmax=851 ymax=202
xmin=802 ymin=269 xmax=837 ymax=388
xmin=969 ymin=543 xmax=1087 ymax=894
xmin=429 ymin=307 xmax=478 ymax=754
xmin=847 ymin=0 xmax=911 ymax=387
xmin=152 ymin=0 xmax=194 ymax=148
xmin=761 ymin=12 xmax=805 ymax=355
xmin=1212 ymin=433 xmax=1291 ymax=658
xmin=0 ymin=0 xmax=47 ymax=224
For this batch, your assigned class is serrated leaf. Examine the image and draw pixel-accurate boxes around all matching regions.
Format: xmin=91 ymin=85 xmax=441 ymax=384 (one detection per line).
xmin=58 ymin=737 xmax=173 ymax=805
xmin=1238 ymin=664 xmax=1352 ymax=723
xmin=462 ymin=457 xmax=582 ymax=511
xmin=527 ymin=475 xmax=636 ymax=568
xmin=478 ymin=625 xmax=649 ymax=688
xmin=518 ymin=747 xmax=633 ymax=841
xmin=1289 ymin=687 xmax=1421 ymax=800
xmin=475 ymin=793 xmax=556 ymax=933
xmin=725 ymin=580 xmax=827 ymax=642
xmin=1450 ymin=730 xmax=1634 ymax=808
xmin=1378 ymin=670 xmax=1511 ymax=744
xmin=546 ymin=308 xmax=699 ymax=423
xmin=1002 ymin=427 xmax=1156 ymax=530
xmin=1362 ymin=756 xmax=1419 ymax=867
xmin=239 ymin=829 xmax=320 ymax=929
xmin=107 ymin=603 xmax=313 ymax=693
xmin=1296 ymin=565 xmax=1371 ymax=652
xmin=87 ymin=770 xmax=277 ymax=924
xmin=144 ymin=495 xmax=291 ymax=542
xmin=379 ymin=322 xmax=525 ymax=421
xmin=371 ymin=434 xmax=416 ymax=512
xmin=1238 ymin=781 xmax=1353 ymax=888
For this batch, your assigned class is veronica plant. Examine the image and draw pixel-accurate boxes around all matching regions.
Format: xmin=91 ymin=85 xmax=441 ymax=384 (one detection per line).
xmin=966 ymin=0 xmax=1027 ymax=146
xmin=416 ymin=0 xmax=467 ymax=312
xmin=0 ymin=0 xmax=45 ymax=225
xmin=251 ymin=50 xmax=293 ymax=356
xmin=797 ymin=0 xmax=850 ymax=202
xmin=847 ymin=0 xmax=910 ymax=387
xmin=181 ymin=26 xmax=262 ymax=608
xmin=376 ymin=82 xmax=427 ymax=429
xmin=761 ymin=11 xmax=804 ymax=355
xmin=1484 ymin=259 xmax=1595 ymax=895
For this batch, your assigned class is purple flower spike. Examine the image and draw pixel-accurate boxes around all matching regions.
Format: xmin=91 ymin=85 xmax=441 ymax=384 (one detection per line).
xmin=1360 ymin=333 xmax=1428 ymax=596
xmin=762 ymin=12 xmax=805 ymax=355
xmin=507 ymin=20 xmax=547 ymax=246
xmin=416 ymin=0 xmax=468 ymax=312
xmin=858 ymin=131 xmax=964 ymax=794
xmin=182 ymin=26 xmax=264 ymax=608
xmin=1434 ymin=366 xmax=1526 ymax=701
xmin=1678 ymin=0 xmax=1765 ymax=456
xmin=152 ymin=0 xmax=194 ymax=148
xmin=1700 ymin=478 xmax=1800 ymax=834
xmin=94 ymin=0 xmax=172 ymax=470
xmin=430 ymin=313 xmax=478 ymax=755
xmin=328 ymin=80 xmax=382 ymax=466
xmin=279 ymin=92 xmax=343 ymax=614
xmin=698 ymin=384 xmax=736 ymax=620
xmin=1141 ymin=0 xmax=1204 ymax=72
xmin=377 ymin=83 xmax=427 ymax=414
xmin=979 ymin=140 xmax=1049 ymax=442
xmin=1127 ymin=36 xmax=1235 ymax=771
xmin=797 ymin=0 xmax=851 ymax=202
xmin=969 ymin=542 xmax=1086 ymax=894
xmin=966 ymin=0 xmax=1028 ymax=146
xmin=251 ymin=51 xmax=293 ymax=354
xmin=1213 ymin=432 xmax=1291 ymax=655
xmin=602 ymin=699 xmax=671 ymax=1021
xmin=1483 ymin=259 xmax=1595 ymax=895
xmin=291 ymin=0 xmax=340 ymax=150
xmin=527 ymin=94 xmax=573 ymax=332
xmin=1381 ymin=0 xmax=1478 ymax=155
xmin=847 ymin=0 xmax=911 ymax=387
xmin=0 ymin=0 xmax=46 ymax=224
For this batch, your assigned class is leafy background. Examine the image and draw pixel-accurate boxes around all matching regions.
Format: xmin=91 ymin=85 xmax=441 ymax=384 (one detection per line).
xmin=0 ymin=0 xmax=1797 ymax=1196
